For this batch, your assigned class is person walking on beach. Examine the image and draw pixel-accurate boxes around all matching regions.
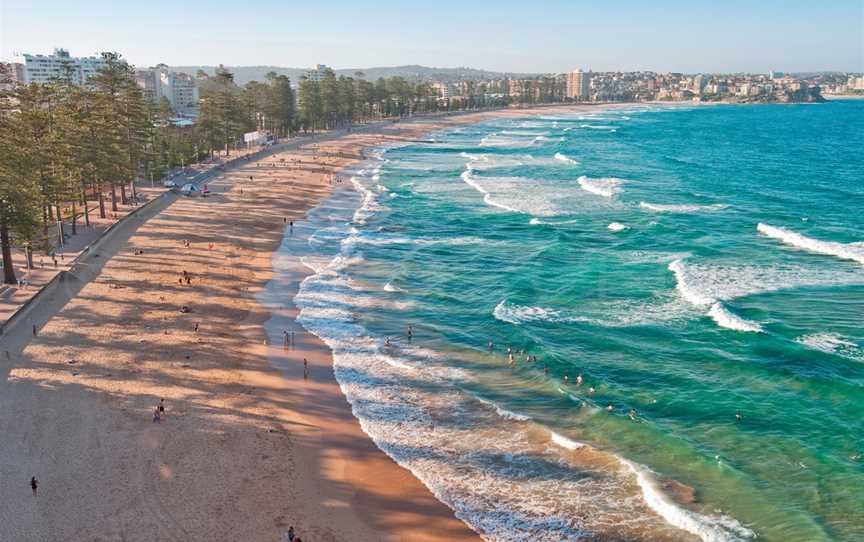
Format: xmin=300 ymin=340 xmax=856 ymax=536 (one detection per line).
xmin=303 ymin=358 xmax=309 ymax=379
xmin=284 ymin=526 xmax=295 ymax=541
xmin=30 ymin=476 xmax=38 ymax=497
xmin=283 ymin=330 xmax=289 ymax=348
xmin=159 ymin=399 xmax=166 ymax=418
xmin=407 ymin=324 xmax=413 ymax=341
xmin=153 ymin=406 xmax=161 ymax=423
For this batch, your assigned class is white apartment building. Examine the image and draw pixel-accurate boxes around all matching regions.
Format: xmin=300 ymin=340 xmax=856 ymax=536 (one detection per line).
xmin=22 ymin=48 xmax=106 ymax=85
xmin=566 ymin=69 xmax=591 ymax=100
xmin=431 ymin=81 xmax=453 ymax=99
xmin=135 ymin=67 xmax=199 ymax=116
xmin=305 ymin=64 xmax=332 ymax=82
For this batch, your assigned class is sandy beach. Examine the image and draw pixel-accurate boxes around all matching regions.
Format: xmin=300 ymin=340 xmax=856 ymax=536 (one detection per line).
xmin=0 ymin=105 xmax=601 ymax=541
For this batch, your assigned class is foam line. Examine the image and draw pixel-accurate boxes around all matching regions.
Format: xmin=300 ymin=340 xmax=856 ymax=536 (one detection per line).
xmin=757 ymin=223 xmax=864 ymax=265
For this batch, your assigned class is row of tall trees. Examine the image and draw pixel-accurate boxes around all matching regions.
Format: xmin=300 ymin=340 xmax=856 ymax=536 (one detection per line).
xmin=0 ymin=57 xmax=568 ymax=284
xmin=0 ymin=53 xmax=156 ymax=284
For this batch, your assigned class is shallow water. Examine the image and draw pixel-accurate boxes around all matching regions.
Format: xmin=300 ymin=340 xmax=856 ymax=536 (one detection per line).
xmin=277 ymin=102 xmax=864 ymax=541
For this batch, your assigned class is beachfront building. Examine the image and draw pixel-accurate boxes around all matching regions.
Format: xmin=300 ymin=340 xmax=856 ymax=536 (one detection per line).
xmin=431 ymin=81 xmax=454 ymax=99
xmin=305 ymin=64 xmax=332 ymax=82
xmin=135 ymin=66 xmax=200 ymax=116
xmin=566 ymin=69 xmax=591 ymax=101
xmin=22 ymin=48 xmax=106 ymax=86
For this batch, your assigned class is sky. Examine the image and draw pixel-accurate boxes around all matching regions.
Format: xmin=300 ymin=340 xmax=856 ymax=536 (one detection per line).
xmin=1 ymin=0 xmax=862 ymax=73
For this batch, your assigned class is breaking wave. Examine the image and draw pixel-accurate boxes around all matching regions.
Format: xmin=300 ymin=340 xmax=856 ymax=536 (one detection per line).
xmin=578 ymin=176 xmax=624 ymax=198
xmin=757 ymin=223 xmax=864 ymax=265
xmin=640 ymin=202 xmax=729 ymax=213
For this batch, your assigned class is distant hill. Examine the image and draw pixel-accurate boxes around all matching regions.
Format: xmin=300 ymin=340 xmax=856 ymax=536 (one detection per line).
xmin=169 ymin=64 xmax=536 ymax=86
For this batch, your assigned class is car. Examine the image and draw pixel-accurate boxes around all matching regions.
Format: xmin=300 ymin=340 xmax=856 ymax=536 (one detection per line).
xmin=180 ymin=183 xmax=201 ymax=196
xmin=163 ymin=180 xmax=178 ymax=188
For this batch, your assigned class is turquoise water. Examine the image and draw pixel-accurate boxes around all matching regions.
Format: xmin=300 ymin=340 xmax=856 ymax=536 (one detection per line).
xmin=287 ymin=101 xmax=864 ymax=541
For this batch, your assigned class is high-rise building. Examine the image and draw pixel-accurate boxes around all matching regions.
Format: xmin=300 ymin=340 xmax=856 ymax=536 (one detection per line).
xmin=566 ymin=69 xmax=591 ymax=101
xmin=305 ymin=64 xmax=332 ymax=82
xmin=135 ymin=66 xmax=199 ymax=116
xmin=22 ymin=48 xmax=106 ymax=86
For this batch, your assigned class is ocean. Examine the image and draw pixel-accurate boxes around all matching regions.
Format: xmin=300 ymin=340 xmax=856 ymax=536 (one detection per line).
xmin=277 ymin=101 xmax=864 ymax=541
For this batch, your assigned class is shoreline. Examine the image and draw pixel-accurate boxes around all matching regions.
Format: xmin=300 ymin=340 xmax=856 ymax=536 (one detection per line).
xmin=0 ymin=104 xmax=610 ymax=541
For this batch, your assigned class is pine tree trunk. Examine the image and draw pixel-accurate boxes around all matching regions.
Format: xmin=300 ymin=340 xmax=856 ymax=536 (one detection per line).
xmin=82 ymin=185 xmax=90 ymax=227
xmin=1 ymin=219 xmax=16 ymax=285
xmin=98 ymin=192 xmax=106 ymax=219
xmin=110 ymin=184 xmax=118 ymax=212
xmin=120 ymin=183 xmax=128 ymax=205
xmin=71 ymin=200 xmax=77 ymax=235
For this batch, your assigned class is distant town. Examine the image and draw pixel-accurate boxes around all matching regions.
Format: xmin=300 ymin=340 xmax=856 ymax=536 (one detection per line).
xmin=3 ymin=48 xmax=863 ymax=127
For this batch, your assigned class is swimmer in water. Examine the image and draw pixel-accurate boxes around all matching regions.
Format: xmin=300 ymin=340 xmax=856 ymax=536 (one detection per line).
xmin=735 ymin=411 xmax=743 ymax=422
xmin=563 ymin=375 xmax=570 ymax=385
xmin=606 ymin=404 xmax=615 ymax=412
xmin=628 ymin=408 xmax=637 ymax=420
xmin=508 ymin=353 xmax=515 ymax=365
xmin=488 ymin=341 xmax=494 ymax=352
xmin=384 ymin=337 xmax=391 ymax=347
xmin=576 ymin=374 xmax=584 ymax=386
xmin=588 ymin=386 xmax=595 ymax=395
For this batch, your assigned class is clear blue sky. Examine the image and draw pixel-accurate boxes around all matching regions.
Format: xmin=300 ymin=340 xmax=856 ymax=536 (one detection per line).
xmin=1 ymin=0 xmax=862 ymax=72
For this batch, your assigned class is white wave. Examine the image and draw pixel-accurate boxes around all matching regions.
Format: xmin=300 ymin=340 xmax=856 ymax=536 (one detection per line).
xmin=550 ymin=431 xmax=585 ymax=450
xmin=796 ymin=333 xmax=863 ymax=361
xmin=757 ymin=223 xmax=864 ymax=265
xmin=383 ymin=282 xmax=400 ymax=292
xmin=640 ymin=202 xmax=729 ymax=213
xmin=554 ymin=152 xmax=579 ymax=165
xmin=350 ymin=175 xmax=385 ymax=224
xmin=460 ymin=170 xmax=572 ymax=217
xmin=529 ymin=218 xmax=542 ymax=225
xmin=532 ymin=135 xmax=563 ymax=144
xmin=501 ymin=130 xmax=552 ymax=136
xmin=708 ymin=302 xmax=763 ymax=333
xmin=580 ymin=124 xmax=617 ymax=131
xmin=493 ymin=300 xmax=565 ymax=325
xmin=620 ymin=459 xmax=755 ymax=542
xmin=461 ymin=170 xmax=522 ymax=214
xmin=668 ymin=258 xmax=864 ymax=308
xmin=476 ymin=396 xmax=532 ymax=421
xmin=578 ymin=176 xmax=624 ymax=198
xmin=608 ymin=222 xmax=628 ymax=232
xmin=479 ymin=134 xmax=535 ymax=148
xmin=350 ymin=233 xmax=490 ymax=248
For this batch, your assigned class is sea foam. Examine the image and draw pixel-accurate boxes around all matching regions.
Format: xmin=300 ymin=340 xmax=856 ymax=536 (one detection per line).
xmin=578 ymin=176 xmax=624 ymax=198
xmin=554 ymin=152 xmax=579 ymax=165
xmin=757 ymin=223 xmax=864 ymax=265
xmin=620 ymin=459 xmax=756 ymax=542
xmin=640 ymin=202 xmax=728 ymax=213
